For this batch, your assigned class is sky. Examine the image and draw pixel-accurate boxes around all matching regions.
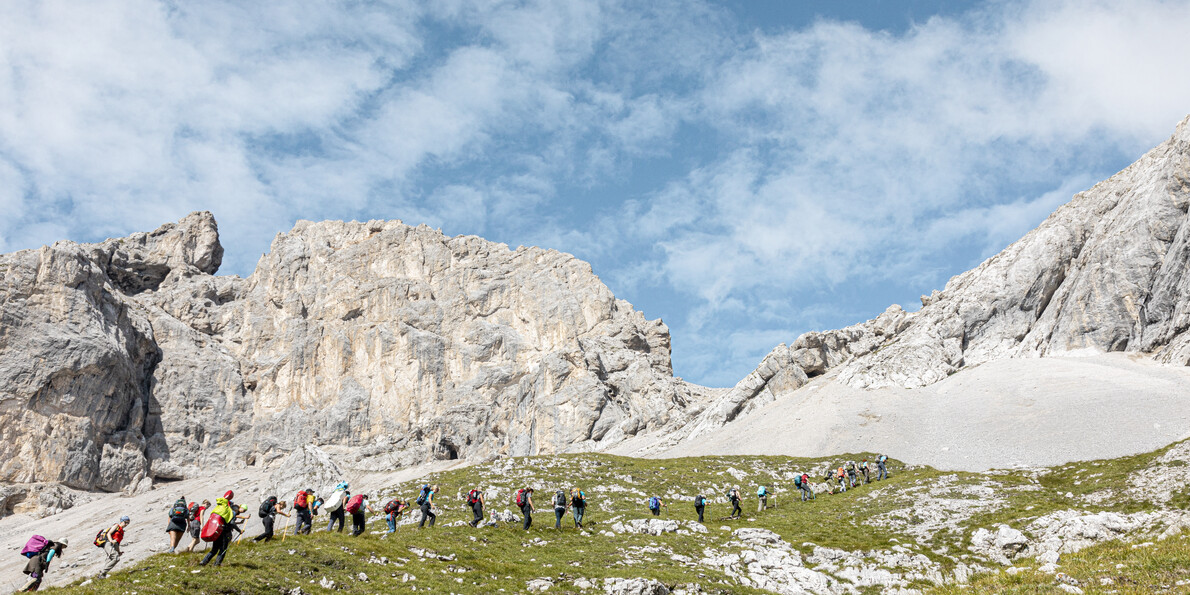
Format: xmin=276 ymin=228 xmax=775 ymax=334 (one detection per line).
xmin=3 ymin=0 xmax=1190 ymax=387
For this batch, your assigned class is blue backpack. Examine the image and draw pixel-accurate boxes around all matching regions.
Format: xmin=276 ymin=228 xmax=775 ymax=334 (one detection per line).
xmin=648 ymin=497 xmax=660 ymax=510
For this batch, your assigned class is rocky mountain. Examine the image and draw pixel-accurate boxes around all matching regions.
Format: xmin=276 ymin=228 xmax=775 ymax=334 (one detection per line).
xmin=683 ymin=114 xmax=1190 ymax=435
xmin=0 ymin=215 xmax=712 ymax=497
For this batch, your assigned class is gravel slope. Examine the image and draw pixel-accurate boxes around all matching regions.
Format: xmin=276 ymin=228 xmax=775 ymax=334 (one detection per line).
xmin=646 ymin=353 xmax=1190 ymax=471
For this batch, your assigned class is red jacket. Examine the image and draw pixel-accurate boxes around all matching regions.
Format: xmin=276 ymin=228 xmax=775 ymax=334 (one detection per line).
xmin=108 ymin=525 xmax=125 ymax=544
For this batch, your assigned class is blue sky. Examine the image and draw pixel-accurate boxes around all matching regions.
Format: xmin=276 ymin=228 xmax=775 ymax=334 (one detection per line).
xmin=3 ymin=0 xmax=1190 ymax=387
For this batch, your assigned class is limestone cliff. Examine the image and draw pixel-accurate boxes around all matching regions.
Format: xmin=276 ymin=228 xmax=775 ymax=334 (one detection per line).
xmin=0 ymin=214 xmax=708 ymax=493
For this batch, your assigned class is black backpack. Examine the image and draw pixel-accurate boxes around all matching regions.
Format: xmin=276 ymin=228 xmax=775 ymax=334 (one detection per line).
xmin=259 ymin=496 xmax=277 ymax=518
xmin=695 ymin=494 xmax=706 ymax=507
xmin=467 ymin=489 xmax=480 ymax=505
xmin=416 ymin=487 xmax=430 ymax=506
xmin=170 ymin=499 xmax=188 ymax=520
xmin=555 ymin=490 xmax=566 ymax=507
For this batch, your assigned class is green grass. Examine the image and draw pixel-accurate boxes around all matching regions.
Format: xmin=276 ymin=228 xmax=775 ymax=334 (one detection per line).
xmin=43 ymin=442 xmax=1190 ymax=594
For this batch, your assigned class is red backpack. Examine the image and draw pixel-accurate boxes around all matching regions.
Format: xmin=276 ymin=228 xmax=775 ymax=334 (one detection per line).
xmin=294 ymin=490 xmax=309 ymax=509
xmin=384 ymin=499 xmax=401 ymax=514
xmin=514 ymin=489 xmax=526 ymax=507
xmin=345 ymin=494 xmax=364 ymax=514
xmin=200 ymin=514 xmax=225 ymax=542
xmin=467 ymin=489 xmax=480 ymax=505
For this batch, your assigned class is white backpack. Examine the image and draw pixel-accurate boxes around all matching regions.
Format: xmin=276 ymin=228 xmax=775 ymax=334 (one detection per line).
xmin=323 ymin=489 xmax=345 ymax=512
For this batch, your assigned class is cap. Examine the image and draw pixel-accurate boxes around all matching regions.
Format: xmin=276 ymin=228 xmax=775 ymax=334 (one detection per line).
xmin=120 ymin=516 xmax=130 ymax=523
xmin=224 ymin=490 xmax=234 ymax=499
xmin=57 ymin=537 xmax=69 ymax=547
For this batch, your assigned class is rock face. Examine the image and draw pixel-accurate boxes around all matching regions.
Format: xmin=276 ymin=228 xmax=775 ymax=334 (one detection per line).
xmin=708 ymin=115 xmax=1190 ymax=420
xmin=0 ymin=214 xmax=706 ymax=493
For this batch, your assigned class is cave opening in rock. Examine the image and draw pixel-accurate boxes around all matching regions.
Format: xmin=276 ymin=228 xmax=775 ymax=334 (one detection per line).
xmin=442 ymin=442 xmax=459 ymax=460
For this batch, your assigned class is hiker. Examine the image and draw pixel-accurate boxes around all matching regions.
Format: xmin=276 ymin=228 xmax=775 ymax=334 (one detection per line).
xmin=293 ymin=488 xmax=315 ymax=535
xmin=823 ymin=469 xmax=835 ymax=493
xmin=728 ymin=487 xmax=742 ymax=519
xmin=417 ymin=485 xmax=437 ymax=528
xmin=166 ymin=496 xmax=188 ymax=553
xmin=757 ymin=485 xmax=769 ymax=511
xmin=325 ymin=483 xmax=349 ymax=533
xmin=553 ymin=488 xmax=569 ymax=529
xmin=569 ymin=487 xmax=587 ymax=528
xmin=346 ymin=493 xmax=373 ymax=536
xmin=254 ymin=496 xmax=289 ymax=542
xmin=19 ymin=536 xmax=66 ymax=592
xmin=466 ymin=489 xmax=485 ymax=527
xmin=836 ymin=467 xmax=848 ymax=492
xmin=200 ymin=491 xmax=240 ymax=567
xmin=847 ymin=461 xmax=858 ymax=488
xmin=694 ymin=494 xmax=707 ymax=523
xmin=384 ymin=498 xmax=409 ymax=533
xmin=647 ymin=496 xmax=667 ymax=516
xmin=796 ymin=473 xmax=815 ymax=501
xmin=860 ymin=459 xmax=871 ymax=484
xmin=95 ymin=515 xmax=130 ymax=578
xmin=877 ymin=454 xmax=888 ymax=481
xmin=515 ymin=487 xmax=536 ymax=530
xmin=183 ymin=500 xmax=210 ymax=552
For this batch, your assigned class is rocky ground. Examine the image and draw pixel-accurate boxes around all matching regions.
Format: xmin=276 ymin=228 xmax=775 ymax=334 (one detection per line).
xmin=7 ymin=436 xmax=1190 ymax=594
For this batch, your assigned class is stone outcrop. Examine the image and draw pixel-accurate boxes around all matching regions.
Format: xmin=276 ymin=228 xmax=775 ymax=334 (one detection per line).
xmin=711 ymin=115 xmax=1190 ymax=418
xmin=0 ymin=214 xmax=708 ymax=494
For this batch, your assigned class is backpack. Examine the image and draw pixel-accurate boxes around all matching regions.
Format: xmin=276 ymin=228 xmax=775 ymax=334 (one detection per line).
xmin=345 ymin=495 xmax=364 ymax=514
xmin=416 ymin=487 xmax=430 ymax=506
xmin=879 ymin=455 xmax=887 ymax=463
xmin=259 ymin=496 xmax=277 ymax=518
xmin=188 ymin=502 xmax=201 ymax=520
xmin=200 ymin=513 xmax=225 ymax=542
xmin=794 ymin=475 xmax=802 ymax=486
xmin=467 ymin=489 xmax=480 ymax=505
xmin=757 ymin=486 xmax=767 ymax=497
xmin=384 ymin=499 xmax=401 ymax=514
xmin=170 ymin=499 xmax=189 ymax=520
xmin=571 ymin=489 xmax=585 ymax=505
xmin=324 ymin=489 xmax=345 ymax=512
xmin=648 ymin=496 xmax=660 ymax=510
xmin=555 ymin=490 xmax=567 ymax=507
xmin=21 ymin=535 xmax=49 ymax=558
xmin=295 ymin=490 xmax=309 ymax=509
xmin=695 ymin=495 xmax=706 ymax=507
xmin=93 ymin=529 xmax=107 ymax=548
xmin=514 ymin=489 xmax=526 ymax=507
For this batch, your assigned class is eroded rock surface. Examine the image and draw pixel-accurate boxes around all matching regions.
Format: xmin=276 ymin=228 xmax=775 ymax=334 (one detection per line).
xmin=0 ymin=214 xmax=709 ymax=494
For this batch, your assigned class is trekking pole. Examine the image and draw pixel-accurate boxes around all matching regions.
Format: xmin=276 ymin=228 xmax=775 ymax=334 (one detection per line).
xmin=281 ymin=515 xmax=291 ymax=543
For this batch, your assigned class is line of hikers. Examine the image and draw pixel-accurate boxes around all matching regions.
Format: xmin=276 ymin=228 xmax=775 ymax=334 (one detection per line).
xmin=16 ymin=455 xmax=892 ymax=589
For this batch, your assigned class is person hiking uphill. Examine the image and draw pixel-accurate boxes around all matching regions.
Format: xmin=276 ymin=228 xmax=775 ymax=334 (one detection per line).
xmin=836 ymin=467 xmax=848 ymax=492
xmin=466 ymin=489 xmax=485 ymax=528
xmin=757 ymin=485 xmax=770 ymax=511
xmin=796 ymin=473 xmax=815 ymax=501
xmin=19 ymin=536 xmax=67 ymax=591
xmin=693 ymin=494 xmax=708 ymax=523
xmin=569 ymin=487 xmax=587 ymax=528
xmin=293 ymin=488 xmax=315 ymax=535
xmin=166 ymin=497 xmax=188 ymax=553
xmin=95 ymin=516 xmax=130 ymax=578
xmin=515 ymin=487 xmax=536 ymax=531
xmin=346 ymin=493 xmax=374 ymax=536
xmin=384 ymin=498 xmax=409 ymax=534
xmin=254 ymin=496 xmax=289 ymax=542
xmin=417 ymin=485 xmax=438 ymax=528
xmin=647 ymin=496 xmax=667 ymax=516
xmin=183 ymin=500 xmax=210 ymax=552
xmin=325 ymin=483 xmax=349 ymax=533
xmin=728 ymin=487 xmax=742 ymax=519
xmin=877 ymin=454 xmax=889 ymax=481
xmin=200 ymin=491 xmax=240 ymax=567
xmin=847 ymin=461 xmax=858 ymax=488
xmin=860 ymin=459 xmax=871 ymax=484
xmin=553 ymin=488 xmax=569 ymax=529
